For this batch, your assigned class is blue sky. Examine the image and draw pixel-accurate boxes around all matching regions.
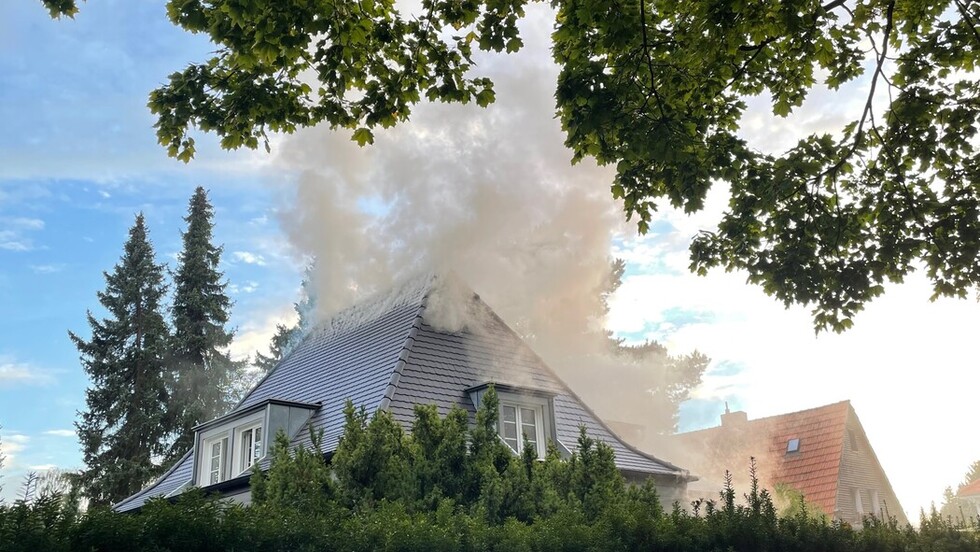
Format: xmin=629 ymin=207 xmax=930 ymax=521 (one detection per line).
xmin=1 ymin=0 xmax=979 ymax=519
xmin=0 ymin=1 xmax=307 ymax=497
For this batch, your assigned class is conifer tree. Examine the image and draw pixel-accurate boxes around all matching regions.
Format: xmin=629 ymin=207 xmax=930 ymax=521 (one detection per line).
xmin=71 ymin=213 xmax=170 ymax=506
xmin=166 ymin=187 xmax=242 ymax=461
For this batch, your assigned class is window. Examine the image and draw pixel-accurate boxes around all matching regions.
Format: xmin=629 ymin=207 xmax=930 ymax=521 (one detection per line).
xmin=854 ymin=488 xmax=864 ymax=514
xmin=205 ymin=437 xmax=227 ymax=485
xmin=786 ymin=438 xmax=800 ymax=453
xmin=871 ymin=490 xmax=881 ymax=515
xmin=848 ymin=429 xmax=860 ymax=452
xmin=197 ymin=418 xmax=262 ymax=486
xmin=499 ymin=402 xmax=545 ymax=458
xmin=239 ymin=424 xmax=263 ymax=472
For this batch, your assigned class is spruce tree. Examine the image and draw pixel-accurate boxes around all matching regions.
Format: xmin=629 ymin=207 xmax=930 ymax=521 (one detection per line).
xmin=166 ymin=187 xmax=242 ymax=461
xmin=71 ymin=213 xmax=170 ymax=506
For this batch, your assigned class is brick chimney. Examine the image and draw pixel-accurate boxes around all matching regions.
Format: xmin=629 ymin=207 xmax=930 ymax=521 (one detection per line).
xmin=721 ymin=401 xmax=748 ymax=427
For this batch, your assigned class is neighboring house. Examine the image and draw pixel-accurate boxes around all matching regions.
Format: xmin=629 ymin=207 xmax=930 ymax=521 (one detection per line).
xmin=115 ymin=275 xmax=693 ymax=512
xmin=956 ymin=479 xmax=980 ymax=519
xmin=673 ymin=401 xmax=908 ymax=525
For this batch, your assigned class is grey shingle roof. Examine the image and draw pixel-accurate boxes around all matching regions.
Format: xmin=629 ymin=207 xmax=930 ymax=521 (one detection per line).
xmin=115 ymin=275 xmax=688 ymax=511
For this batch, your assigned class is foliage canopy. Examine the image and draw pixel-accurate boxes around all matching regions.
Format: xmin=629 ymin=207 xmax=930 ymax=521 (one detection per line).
xmin=41 ymin=0 xmax=980 ymax=331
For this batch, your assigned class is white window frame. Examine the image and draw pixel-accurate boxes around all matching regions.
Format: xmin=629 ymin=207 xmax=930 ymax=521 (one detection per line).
xmin=497 ymin=388 xmax=557 ymax=459
xmin=202 ymin=434 xmax=229 ymax=486
xmin=196 ymin=410 xmax=265 ymax=486
xmin=237 ymin=422 xmax=264 ymax=474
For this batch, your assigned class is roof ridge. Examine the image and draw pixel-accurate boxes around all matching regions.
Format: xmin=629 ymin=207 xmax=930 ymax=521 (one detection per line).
xmin=378 ymin=298 xmax=427 ymax=411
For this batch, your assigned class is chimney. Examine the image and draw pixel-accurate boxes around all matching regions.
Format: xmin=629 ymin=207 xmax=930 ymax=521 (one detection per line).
xmin=721 ymin=402 xmax=748 ymax=427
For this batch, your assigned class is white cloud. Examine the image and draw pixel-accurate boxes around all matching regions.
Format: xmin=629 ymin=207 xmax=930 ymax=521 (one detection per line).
xmin=0 ymin=358 xmax=54 ymax=387
xmin=232 ymin=251 xmax=267 ymax=266
xmin=0 ymin=217 xmax=44 ymax=231
xmin=42 ymin=430 xmax=75 ymax=438
xmin=28 ymin=464 xmax=57 ymax=471
xmin=0 ymin=217 xmax=44 ymax=252
xmin=30 ymin=264 xmax=65 ymax=274
xmin=228 ymin=305 xmax=298 ymax=362
xmin=1 ymin=433 xmax=29 ymax=466
xmin=228 ymin=281 xmax=259 ymax=295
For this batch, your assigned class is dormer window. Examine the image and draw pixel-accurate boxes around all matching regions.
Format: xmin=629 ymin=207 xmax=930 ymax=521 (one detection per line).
xmin=192 ymin=399 xmax=319 ymax=487
xmin=466 ymin=382 xmax=557 ymax=460
xmin=500 ymin=403 xmax=545 ymax=457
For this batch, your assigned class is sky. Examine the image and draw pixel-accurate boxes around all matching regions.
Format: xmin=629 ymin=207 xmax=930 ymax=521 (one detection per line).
xmin=1 ymin=0 xmax=978 ymax=521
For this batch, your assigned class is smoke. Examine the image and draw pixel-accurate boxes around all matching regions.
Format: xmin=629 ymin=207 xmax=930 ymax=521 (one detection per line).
xmin=271 ymin=4 xmax=693 ymax=438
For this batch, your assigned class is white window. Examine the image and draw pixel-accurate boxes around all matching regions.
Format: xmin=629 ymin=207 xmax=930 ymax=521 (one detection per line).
xmin=239 ymin=424 xmax=263 ymax=472
xmin=871 ymin=490 xmax=881 ymax=515
xmin=499 ymin=402 xmax=545 ymax=458
xmin=205 ymin=437 xmax=227 ymax=485
xmin=854 ymin=488 xmax=864 ymax=514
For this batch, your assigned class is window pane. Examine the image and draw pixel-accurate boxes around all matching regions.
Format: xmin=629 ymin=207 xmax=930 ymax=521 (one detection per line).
xmin=254 ymin=427 xmax=262 ymax=460
xmin=520 ymin=408 xmax=538 ymax=453
xmin=501 ymin=405 xmax=519 ymax=451
xmin=209 ymin=441 xmax=222 ymax=484
xmin=241 ymin=429 xmax=253 ymax=471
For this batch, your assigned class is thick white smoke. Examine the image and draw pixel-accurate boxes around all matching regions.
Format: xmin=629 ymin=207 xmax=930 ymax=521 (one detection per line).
xmin=270 ymin=4 xmax=692 ymax=438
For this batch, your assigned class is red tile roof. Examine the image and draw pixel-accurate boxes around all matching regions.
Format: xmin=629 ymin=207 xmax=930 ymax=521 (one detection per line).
xmin=675 ymin=401 xmax=851 ymax=517
xmin=958 ymin=479 xmax=980 ymax=497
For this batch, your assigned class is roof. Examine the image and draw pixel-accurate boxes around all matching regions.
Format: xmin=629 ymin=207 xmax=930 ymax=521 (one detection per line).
xmin=958 ymin=479 xmax=980 ymax=497
xmin=116 ymin=274 xmax=688 ymax=511
xmin=675 ymin=401 xmax=851 ymax=516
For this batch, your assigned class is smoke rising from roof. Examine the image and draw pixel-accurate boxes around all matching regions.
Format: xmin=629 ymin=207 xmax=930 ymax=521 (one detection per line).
xmin=270 ymin=4 xmax=700 ymax=438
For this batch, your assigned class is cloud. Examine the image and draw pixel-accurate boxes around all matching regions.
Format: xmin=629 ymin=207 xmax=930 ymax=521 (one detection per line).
xmin=0 ymin=217 xmax=44 ymax=231
xmin=228 ymin=281 xmax=259 ymax=295
xmin=0 ymin=358 xmax=54 ymax=387
xmin=0 ymin=433 xmax=29 ymax=466
xmin=42 ymin=430 xmax=75 ymax=438
xmin=28 ymin=464 xmax=57 ymax=471
xmin=232 ymin=251 xmax=267 ymax=266
xmin=30 ymin=264 xmax=65 ymax=274
xmin=228 ymin=305 xmax=298 ymax=362
xmin=0 ymin=217 xmax=44 ymax=252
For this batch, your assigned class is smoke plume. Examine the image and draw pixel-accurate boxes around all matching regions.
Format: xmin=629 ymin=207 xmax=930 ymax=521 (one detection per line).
xmin=270 ymin=4 xmax=697 ymax=441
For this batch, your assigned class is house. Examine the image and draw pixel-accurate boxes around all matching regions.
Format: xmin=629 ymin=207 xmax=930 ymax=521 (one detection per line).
xmin=672 ymin=401 xmax=908 ymax=525
xmin=115 ymin=274 xmax=693 ymax=512
xmin=956 ymin=479 xmax=980 ymax=519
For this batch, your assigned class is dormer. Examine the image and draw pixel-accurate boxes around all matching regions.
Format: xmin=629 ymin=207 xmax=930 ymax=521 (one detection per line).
xmin=466 ymin=382 xmax=570 ymax=459
xmin=191 ymin=399 xmax=319 ymax=487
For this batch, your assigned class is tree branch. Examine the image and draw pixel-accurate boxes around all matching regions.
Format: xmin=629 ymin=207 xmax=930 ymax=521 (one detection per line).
xmin=638 ymin=0 xmax=667 ymax=120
